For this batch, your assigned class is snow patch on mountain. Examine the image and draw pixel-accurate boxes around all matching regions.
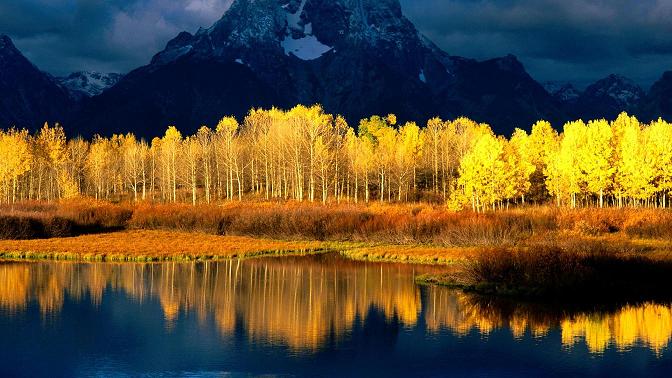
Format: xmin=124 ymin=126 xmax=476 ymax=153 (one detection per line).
xmin=287 ymin=0 xmax=308 ymax=31
xmin=419 ymin=69 xmax=426 ymax=83
xmin=58 ymin=71 xmax=123 ymax=98
xmin=281 ymin=35 xmax=333 ymax=60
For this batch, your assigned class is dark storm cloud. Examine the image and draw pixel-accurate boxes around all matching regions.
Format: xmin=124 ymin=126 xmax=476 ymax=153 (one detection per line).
xmin=400 ymin=0 xmax=672 ymax=87
xmin=1 ymin=0 xmax=671 ymax=86
xmin=0 ymin=0 xmax=233 ymax=75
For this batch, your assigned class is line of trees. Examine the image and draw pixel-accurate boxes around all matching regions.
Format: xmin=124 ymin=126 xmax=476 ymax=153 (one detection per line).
xmin=1 ymin=106 xmax=671 ymax=210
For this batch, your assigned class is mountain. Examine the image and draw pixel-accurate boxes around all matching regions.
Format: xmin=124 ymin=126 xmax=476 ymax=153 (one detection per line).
xmin=441 ymin=55 xmax=566 ymax=132
xmin=72 ymin=0 xmax=566 ymax=138
xmin=640 ymin=71 xmax=672 ymax=121
xmin=543 ymin=81 xmax=580 ymax=104
xmin=3 ymin=1 xmax=667 ymax=138
xmin=574 ymin=74 xmax=644 ymax=120
xmin=0 ymin=34 xmax=71 ymax=130
xmin=57 ymin=72 xmax=123 ymax=100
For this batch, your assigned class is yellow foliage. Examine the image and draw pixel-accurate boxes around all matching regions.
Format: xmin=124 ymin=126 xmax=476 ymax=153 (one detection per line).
xmin=2 ymin=108 xmax=672 ymax=209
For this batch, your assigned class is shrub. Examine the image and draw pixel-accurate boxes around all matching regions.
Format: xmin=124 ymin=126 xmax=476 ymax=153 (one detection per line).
xmin=44 ymin=217 xmax=75 ymax=238
xmin=0 ymin=216 xmax=43 ymax=239
xmin=460 ymin=244 xmax=672 ymax=299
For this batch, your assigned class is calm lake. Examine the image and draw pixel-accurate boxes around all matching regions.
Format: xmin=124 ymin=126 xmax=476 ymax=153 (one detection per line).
xmin=1 ymin=255 xmax=671 ymax=377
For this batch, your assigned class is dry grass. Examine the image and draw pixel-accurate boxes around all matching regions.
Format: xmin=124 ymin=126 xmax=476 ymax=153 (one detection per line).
xmin=0 ymin=230 xmax=327 ymax=262
xmin=127 ymin=201 xmax=555 ymax=245
xmin=340 ymin=245 xmax=481 ymax=265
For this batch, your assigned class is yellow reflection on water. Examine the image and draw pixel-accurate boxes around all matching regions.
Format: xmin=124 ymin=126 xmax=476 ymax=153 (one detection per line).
xmin=0 ymin=259 xmax=671 ymax=355
xmin=0 ymin=258 xmax=425 ymax=351
xmin=424 ymin=286 xmax=672 ymax=355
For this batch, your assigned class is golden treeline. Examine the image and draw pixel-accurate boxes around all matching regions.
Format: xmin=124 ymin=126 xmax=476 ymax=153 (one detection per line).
xmin=2 ymin=260 xmax=671 ymax=354
xmin=2 ymin=106 xmax=672 ymax=210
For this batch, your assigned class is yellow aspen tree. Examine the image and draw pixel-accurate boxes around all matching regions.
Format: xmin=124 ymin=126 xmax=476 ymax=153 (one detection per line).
xmin=196 ymin=126 xmax=214 ymax=204
xmin=86 ymin=136 xmax=111 ymax=200
xmin=559 ymin=121 xmax=587 ymax=207
xmin=646 ymin=119 xmax=672 ymax=207
xmin=613 ymin=113 xmax=654 ymax=206
xmin=289 ymin=105 xmax=331 ymax=203
xmin=161 ymin=126 xmax=182 ymax=202
xmin=121 ymin=133 xmax=143 ymax=201
xmin=149 ymin=137 xmax=161 ymax=200
xmin=138 ymin=139 xmax=149 ymax=200
xmin=344 ymin=127 xmax=374 ymax=203
xmin=609 ymin=114 xmax=627 ymax=206
xmin=182 ymin=136 xmax=201 ymax=205
xmin=244 ymin=108 xmax=278 ymax=199
xmin=332 ymin=115 xmax=349 ymax=201
xmin=424 ymin=117 xmax=445 ymax=193
xmin=507 ymin=129 xmax=535 ymax=205
xmin=458 ymin=132 xmax=505 ymax=212
xmin=359 ymin=115 xmax=397 ymax=202
xmin=216 ymin=117 xmax=240 ymax=201
xmin=0 ymin=129 xmax=32 ymax=203
xmin=542 ymin=133 xmax=564 ymax=206
xmin=37 ymin=123 xmax=69 ymax=200
xmin=67 ymin=138 xmax=89 ymax=196
xmin=344 ymin=128 xmax=359 ymax=202
xmin=581 ymin=119 xmax=614 ymax=208
xmin=447 ymin=117 xmax=492 ymax=199
xmin=284 ymin=108 xmax=307 ymax=200
xmin=528 ymin=120 xmax=557 ymax=201
xmin=395 ymin=122 xmax=423 ymax=201
xmin=313 ymin=135 xmax=331 ymax=204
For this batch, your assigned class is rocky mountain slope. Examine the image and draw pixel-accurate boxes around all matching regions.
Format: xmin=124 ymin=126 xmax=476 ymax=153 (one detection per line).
xmin=640 ymin=71 xmax=672 ymax=121
xmin=573 ymin=74 xmax=645 ymax=120
xmin=0 ymin=35 xmax=71 ymax=130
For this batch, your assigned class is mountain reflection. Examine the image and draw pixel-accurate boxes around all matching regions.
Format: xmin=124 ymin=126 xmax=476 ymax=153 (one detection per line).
xmin=0 ymin=257 xmax=671 ymax=355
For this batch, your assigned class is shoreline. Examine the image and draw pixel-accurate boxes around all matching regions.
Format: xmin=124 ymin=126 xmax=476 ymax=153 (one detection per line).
xmin=0 ymin=230 xmax=331 ymax=263
xmin=2 ymin=226 xmax=672 ymax=302
xmin=0 ymin=230 xmax=474 ymax=266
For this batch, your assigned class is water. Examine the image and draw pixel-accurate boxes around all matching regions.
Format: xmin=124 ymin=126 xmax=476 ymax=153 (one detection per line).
xmin=0 ymin=255 xmax=671 ymax=377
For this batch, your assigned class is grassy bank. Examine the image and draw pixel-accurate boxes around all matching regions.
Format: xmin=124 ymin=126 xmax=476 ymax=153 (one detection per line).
xmin=3 ymin=200 xmax=672 ymax=300
xmin=0 ymin=230 xmax=329 ymax=262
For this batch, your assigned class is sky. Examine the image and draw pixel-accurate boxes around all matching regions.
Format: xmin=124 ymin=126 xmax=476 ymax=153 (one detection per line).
xmin=2 ymin=0 xmax=671 ymax=88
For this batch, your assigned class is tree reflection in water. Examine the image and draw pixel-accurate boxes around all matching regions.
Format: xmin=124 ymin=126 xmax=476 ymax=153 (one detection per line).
xmin=0 ymin=256 xmax=670 ymax=355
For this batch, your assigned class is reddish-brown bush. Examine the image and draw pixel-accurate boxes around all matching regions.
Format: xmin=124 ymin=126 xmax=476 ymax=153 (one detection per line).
xmin=0 ymin=199 xmax=131 ymax=239
xmin=127 ymin=202 xmax=557 ymax=244
xmin=461 ymin=243 xmax=672 ymax=299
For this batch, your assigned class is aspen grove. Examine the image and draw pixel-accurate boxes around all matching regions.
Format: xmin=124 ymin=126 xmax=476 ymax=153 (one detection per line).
xmin=1 ymin=106 xmax=672 ymax=211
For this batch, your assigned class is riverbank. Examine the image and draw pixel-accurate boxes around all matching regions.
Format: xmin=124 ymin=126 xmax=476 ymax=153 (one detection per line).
xmin=2 ymin=228 xmax=672 ymax=302
xmin=414 ymin=240 xmax=672 ymax=301
xmin=0 ymin=230 xmax=329 ymax=262
xmin=0 ymin=229 xmax=479 ymax=265
xmin=3 ymin=200 xmax=672 ymax=300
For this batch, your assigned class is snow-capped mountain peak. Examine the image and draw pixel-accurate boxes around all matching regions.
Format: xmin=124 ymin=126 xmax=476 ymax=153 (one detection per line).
xmin=584 ymin=74 xmax=644 ymax=107
xmin=543 ymin=81 xmax=580 ymax=103
xmin=71 ymin=0 xmax=568 ymax=138
xmin=57 ymin=71 xmax=123 ymax=99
